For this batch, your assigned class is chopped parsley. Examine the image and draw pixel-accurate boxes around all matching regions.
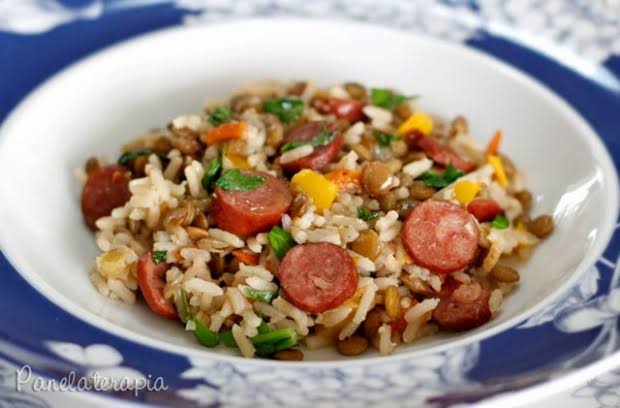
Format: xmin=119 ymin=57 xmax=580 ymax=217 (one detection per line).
xmin=373 ymin=130 xmax=401 ymax=147
xmin=268 ymin=226 xmax=295 ymax=259
xmin=358 ymin=207 xmax=380 ymax=221
xmin=152 ymin=250 xmax=167 ymax=264
xmin=201 ymin=155 xmax=223 ymax=192
xmin=420 ymin=165 xmax=464 ymax=188
xmin=370 ymin=88 xmax=416 ymax=110
xmin=118 ymin=150 xmax=153 ymax=166
xmin=491 ymin=214 xmax=510 ymax=229
xmin=263 ymin=98 xmax=304 ymax=123
xmin=245 ymin=288 xmax=278 ymax=304
xmin=215 ymin=169 xmax=265 ymax=192
xmin=208 ymin=106 xmax=233 ymax=127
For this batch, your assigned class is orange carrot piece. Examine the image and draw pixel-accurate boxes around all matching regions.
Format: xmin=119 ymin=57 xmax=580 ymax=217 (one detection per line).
xmin=232 ymin=250 xmax=259 ymax=266
xmin=204 ymin=122 xmax=247 ymax=145
xmin=325 ymin=169 xmax=360 ymax=191
xmin=486 ymin=129 xmax=502 ymax=155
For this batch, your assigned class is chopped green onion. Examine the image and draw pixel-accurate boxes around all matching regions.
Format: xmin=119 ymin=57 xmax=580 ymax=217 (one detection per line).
xmin=201 ymin=156 xmax=223 ymax=192
xmin=268 ymin=226 xmax=296 ymax=259
xmin=373 ymin=130 xmax=401 ymax=147
xmin=370 ymin=88 xmax=415 ymax=110
xmin=257 ymin=321 xmax=270 ymax=335
xmin=152 ymin=250 xmax=167 ymax=264
xmin=245 ymin=288 xmax=278 ymax=304
xmin=215 ymin=169 xmax=265 ymax=192
xmin=280 ymin=124 xmax=336 ymax=153
xmin=491 ymin=214 xmax=509 ymax=229
xmin=254 ymin=334 xmax=298 ymax=357
xmin=118 ymin=150 xmax=153 ymax=166
xmin=263 ymin=98 xmax=304 ymax=123
xmin=192 ymin=318 xmax=220 ymax=348
xmin=220 ymin=331 xmax=238 ymax=348
xmin=420 ymin=165 xmax=464 ymax=188
xmin=208 ymin=106 xmax=232 ymax=127
xmin=357 ymin=207 xmax=379 ymax=221
xmin=175 ymin=288 xmax=192 ymax=323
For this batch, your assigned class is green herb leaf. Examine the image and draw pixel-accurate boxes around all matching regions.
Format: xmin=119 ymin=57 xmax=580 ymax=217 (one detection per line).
xmin=215 ymin=169 xmax=265 ymax=192
xmin=175 ymin=288 xmax=192 ymax=323
xmin=370 ymin=88 xmax=415 ymax=110
xmin=245 ymin=288 xmax=278 ymax=304
xmin=192 ymin=318 xmax=220 ymax=348
xmin=257 ymin=321 xmax=271 ymax=335
xmin=420 ymin=165 xmax=464 ymax=188
xmin=357 ymin=207 xmax=380 ymax=221
xmin=254 ymin=334 xmax=298 ymax=356
xmin=220 ymin=331 xmax=238 ymax=348
xmin=201 ymin=156 xmax=223 ymax=192
xmin=263 ymin=98 xmax=304 ymax=123
xmin=373 ymin=130 xmax=401 ymax=147
xmin=152 ymin=250 xmax=167 ymax=264
xmin=491 ymin=214 xmax=510 ymax=229
xmin=268 ymin=226 xmax=295 ymax=259
xmin=280 ymin=124 xmax=336 ymax=153
xmin=118 ymin=150 xmax=152 ymax=166
xmin=208 ymin=106 xmax=232 ymax=127
xmin=251 ymin=327 xmax=297 ymax=346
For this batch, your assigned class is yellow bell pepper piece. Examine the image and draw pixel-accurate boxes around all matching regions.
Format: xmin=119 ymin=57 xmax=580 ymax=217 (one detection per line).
xmin=397 ymin=112 xmax=433 ymax=135
xmin=226 ymin=152 xmax=251 ymax=169
xmin=488 ymin=154 xmax=508 ymax=187
xmin=291 ymin=169 xmax=338 ymax=211
xmin=454 ymin=180 xmax=481 ymax=205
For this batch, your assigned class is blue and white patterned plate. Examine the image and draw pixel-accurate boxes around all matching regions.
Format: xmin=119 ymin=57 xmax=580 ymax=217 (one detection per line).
xmin=1 ymin=1 xmax=620 ymax=407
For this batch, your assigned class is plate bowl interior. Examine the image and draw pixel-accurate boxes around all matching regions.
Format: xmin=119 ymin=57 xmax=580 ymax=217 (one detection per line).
xmin=0 ymin=19 xmax=616 ymax=362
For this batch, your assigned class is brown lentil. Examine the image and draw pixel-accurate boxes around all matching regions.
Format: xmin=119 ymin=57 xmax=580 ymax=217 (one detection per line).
xmin=186 ymin=226 xmax=210 ymax=240
xmin=361 ymin=161 xmax=393 ymax=196
xmin=173 ymin=134 xmax=202 ymax=156
xmin=490 ymin=265 xmax=520 ymax=283
xmin=527 ymin=214 xmax=554 ymax=238
xmin=363 ymin=308 xmax=383 ymax=340
xmin=378 ymin=191 xmax=398 ymax=212
xmin=230 ymin=94 xmax=263 ymax=113
xmin=288 ymin=81 xmax=307 ymax=96
xmin=514 ymin=190 xmax=533 ymax=212
xmin=344 ymin=82 xmax=367 ymax=100
xmin=401 ymin=275 xmax=434 ymax=296
xmin=152 ymin=136 xmax=173 ymax=154
xmin=449 ymin=115 xmax=468 ymax=137
xmin=408 ymin=181 xmax=436 ymax=201
xmin=394 ymin=103 xmax=413 ymax=121
xmin=164 ymin=201 xmax=195 ymax=230
xmin=84 ymin=157 xmax=100 ymax=174
xmin=132 ymin=155 xmax=148 ymax=176
xmin=337 ymin=335 xmax=368 ymax=356
xmin=289 ymin=193 xmax=309 ymax=218
xmin=273 ymin=349 xmax=304 ymax=361
xmin=384 ymin=286 xmax=401 ymax=319
xmin=390 ymin=140 xmax=408 ymax=157
xmin=192 ymin=212 xmax=209 ymax=230
xmin=351 ymin=230 xmax=381 ymax=260
xmin=516 ymin=245 xmax=533 ymax=260
xmin=386 ymin=158 xmax=403 ymax=174
xmin=351 ymin=144 xmax=372 ymax=160
xmin=263 ymin=113 xmax=284 ymax=148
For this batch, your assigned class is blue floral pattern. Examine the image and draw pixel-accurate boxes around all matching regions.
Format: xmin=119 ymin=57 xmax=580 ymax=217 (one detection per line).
xmin=0 ymin=1 xmax=619 ymax=407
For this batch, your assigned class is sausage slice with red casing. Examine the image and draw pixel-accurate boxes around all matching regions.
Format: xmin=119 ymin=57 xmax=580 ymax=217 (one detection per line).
xmin=313 ymin=98 xmax=365 ymax=122
xmin=408 ymin=132 xmax=475 ymax=172
xmin=279 ymin=242 xmax=358 ymax=313
xmin=280 ymin=121 xmax=344 ymax=172
xmin=212 ymin=170 xmax=292 ymax=237
xmin=466 ymin=198 xmax=503 ymax=222
xmin=432 ymin=282 xmax=491 ymax=331
xmin=402 ymin=200 xmax=480 ymax=275
xmin=137 ymin=252 xmax=177 ymax=320
xmin=81 ymin=165 xmax=132 ymax=230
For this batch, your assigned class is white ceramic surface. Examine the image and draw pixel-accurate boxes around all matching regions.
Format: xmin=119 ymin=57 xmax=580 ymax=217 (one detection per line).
xmin=0 ymin=19 xmax=617 ymax=363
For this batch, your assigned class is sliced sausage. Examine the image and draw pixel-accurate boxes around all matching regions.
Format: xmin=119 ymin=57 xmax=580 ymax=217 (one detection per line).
xmin=81 ymin=165 xmax=132 ymax=230
xmin=432 ymin=282 xmax=491 ymax=331
xmin=280 ymin=121 xmax=344 ymax=172
xmin=137 ymin=252 xmax=177 ymax=320
xmin=402 ymin=200 xmax=480 ymax=274
xmin=279 ymin=243 xmax=358 ymax=313
xmin=313 ymin=98 xmax=365 ymax=122
xmin=466 ymin=198 xmax=503 ymax=222
xmin=212 ymin=170 xmax=292 ymax=237
xmin=408 ymin=132 xmax=475 ymax=172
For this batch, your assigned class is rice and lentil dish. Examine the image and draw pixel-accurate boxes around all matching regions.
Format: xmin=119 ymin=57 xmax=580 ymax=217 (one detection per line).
xmin=78 ymin=80 xmax=554 ymax=360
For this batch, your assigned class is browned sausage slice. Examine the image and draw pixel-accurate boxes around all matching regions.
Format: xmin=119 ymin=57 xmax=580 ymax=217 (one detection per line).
xmin=137 ymin=252 xmax=177 ymax=320
xmin=280 ymin=121 xmax=344 ymax=172
xmin=81 ymin=165 xmax=132 ymax=230
xmin=212 ymin=170 xmax=292 ymax=237
xmin=408 ymin=132 xmax=475 ymax=172
xmin=279 ymin=242 xmax=358 ymax=313
xmin=402 ymin=200 xmax=479 ymax=274
xmin=432 ymin=282 xmax=491 ymax=330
